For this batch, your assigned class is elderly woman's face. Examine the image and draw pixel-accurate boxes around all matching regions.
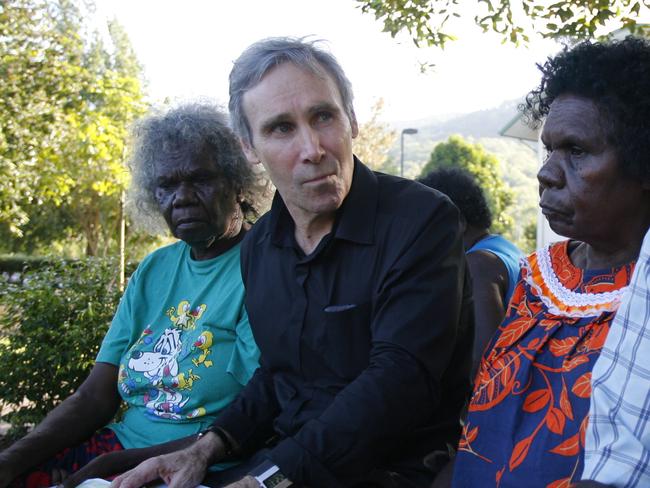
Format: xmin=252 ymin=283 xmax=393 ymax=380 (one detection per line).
xmin=154 ymin=148 xmax=233 ymax=246
xmin=538 ymin=95 xmax=644 ymax=248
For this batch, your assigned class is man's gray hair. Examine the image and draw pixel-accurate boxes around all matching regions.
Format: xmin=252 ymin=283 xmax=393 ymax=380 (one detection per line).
xmin=229 ymin=37 xmax=356 ymax=146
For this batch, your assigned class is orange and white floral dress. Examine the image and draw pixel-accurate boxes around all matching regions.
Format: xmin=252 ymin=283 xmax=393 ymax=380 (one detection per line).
xmin=452 ymin=241 xmax=634 ymax=487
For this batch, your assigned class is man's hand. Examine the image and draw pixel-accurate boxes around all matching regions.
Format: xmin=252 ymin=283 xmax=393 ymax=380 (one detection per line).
xmin=110 ymin=446 xmax=209 ymax=488
xmin=223 ymin=476 xmax=259 ymax=488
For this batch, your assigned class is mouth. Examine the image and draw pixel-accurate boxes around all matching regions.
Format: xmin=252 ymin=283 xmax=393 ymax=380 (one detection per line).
xmin=174 ymin=217 xmax=207 ymax=228
xmin=303 ymin=173 xmax=335 ymax=185
xmin=539 ymin=204 xmax=572 ymax=223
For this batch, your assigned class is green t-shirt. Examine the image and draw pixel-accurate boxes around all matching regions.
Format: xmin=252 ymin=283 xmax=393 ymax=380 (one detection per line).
xmin=97 ymin=241 xmax=259 ymax=449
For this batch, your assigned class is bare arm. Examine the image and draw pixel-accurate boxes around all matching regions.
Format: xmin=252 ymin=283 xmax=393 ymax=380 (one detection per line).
xmin=466 ymin=250 xmax=508 ymax=374
xmin=0 ymin=362 xmax=120 ymax=486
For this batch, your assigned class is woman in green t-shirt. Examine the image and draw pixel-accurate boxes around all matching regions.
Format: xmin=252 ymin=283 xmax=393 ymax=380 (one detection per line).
xmin=0 ymin=104 xmax=268 ymax=488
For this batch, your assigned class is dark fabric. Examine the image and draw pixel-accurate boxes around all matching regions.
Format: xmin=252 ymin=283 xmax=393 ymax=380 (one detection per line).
xmin=214 ymin=159 xmax=474 ymax=487
xmin=12 ymin=428 xmax=123 ymax=488
xmin=203 ymin=448 xmax=418 ymax=488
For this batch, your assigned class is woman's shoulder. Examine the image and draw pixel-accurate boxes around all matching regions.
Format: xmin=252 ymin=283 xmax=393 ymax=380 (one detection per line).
xmin=133 ymin=241 xmax=187 ymax=274
xmin=142 ymin=240 xmax=185 ymax=261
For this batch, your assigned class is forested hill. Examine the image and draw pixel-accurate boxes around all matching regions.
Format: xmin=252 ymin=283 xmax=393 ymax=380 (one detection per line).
xmin=398 ymin=99 xmax=523 ymax=140
xmin=388 ymin=99 xmax=540 ymax=252
xmin=389 ymin=99 xmax=536 ymax=167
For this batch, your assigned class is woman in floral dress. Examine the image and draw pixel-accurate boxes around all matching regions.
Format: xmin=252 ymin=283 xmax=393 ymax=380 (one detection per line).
xmin=452 ymin=37 xmax=650 ymax=487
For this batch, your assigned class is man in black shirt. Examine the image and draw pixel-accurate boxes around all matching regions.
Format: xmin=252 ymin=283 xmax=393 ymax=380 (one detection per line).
xmin=113 ymin=37 xmax=473 ymax=488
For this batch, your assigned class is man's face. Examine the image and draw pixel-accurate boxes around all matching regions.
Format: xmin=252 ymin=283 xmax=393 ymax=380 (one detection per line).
xmin=241 ymin=62 xmax=358 ymax=225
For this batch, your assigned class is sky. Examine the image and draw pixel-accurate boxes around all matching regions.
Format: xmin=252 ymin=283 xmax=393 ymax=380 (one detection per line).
xmin=93 ymin=0 xmax=563 ymax=123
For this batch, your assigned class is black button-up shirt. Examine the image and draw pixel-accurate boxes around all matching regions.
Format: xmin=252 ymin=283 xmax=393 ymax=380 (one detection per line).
xmin=215 ymin=159 xmax=474 ymax=487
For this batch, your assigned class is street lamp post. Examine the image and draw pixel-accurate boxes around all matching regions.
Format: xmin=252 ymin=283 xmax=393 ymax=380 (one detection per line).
xmin=400 ymin=128 xmax=418 ymax=177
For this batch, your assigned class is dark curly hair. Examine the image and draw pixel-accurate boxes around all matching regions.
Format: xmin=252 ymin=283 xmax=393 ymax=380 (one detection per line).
xmin=418 ymin=167 xmax=492 ymax=230
xmin=521 ymin=36 xmax=650 ymax=180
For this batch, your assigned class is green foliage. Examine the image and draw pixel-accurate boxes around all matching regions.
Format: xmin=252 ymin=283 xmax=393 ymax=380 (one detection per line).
xmin=0 ymin=258 xmax=123 ymax=437
xmin=0 ymin=255 xmax=50 ymax=273
xmin=0 ymin=0 xmax=147 ymax=256
xmin=356 ymin=0 xmax=650 ymax=48
xmin=479 ymin=137 xmax=538 ymax=252
xmin=420 ymin=135 xmax=514 ymax=235
xmin=353 ymin=99 xmax=398 ymax=173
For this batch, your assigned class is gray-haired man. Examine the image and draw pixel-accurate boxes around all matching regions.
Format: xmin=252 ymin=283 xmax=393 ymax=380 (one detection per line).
xmin=112 ymin=37 xmax=473 ymax=488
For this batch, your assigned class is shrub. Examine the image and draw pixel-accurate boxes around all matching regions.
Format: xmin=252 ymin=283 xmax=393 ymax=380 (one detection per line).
xmin=0 ymin=258 xmax=125 ymax=438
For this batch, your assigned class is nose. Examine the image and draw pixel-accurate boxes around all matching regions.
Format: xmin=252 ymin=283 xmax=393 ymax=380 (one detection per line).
xmin=173 ymin=181 xmax=198 ymax=207
xmin=298 ymin=126 xmax=325 ymax=163
xmin=131 ymin=350 xmax=143 ymax=359
xmin=537 ymin=152 xmax=565 ymax=191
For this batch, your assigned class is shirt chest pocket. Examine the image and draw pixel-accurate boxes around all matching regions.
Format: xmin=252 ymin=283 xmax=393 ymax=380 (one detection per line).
xmin=311 ymin=301 xmax=372 ymax=380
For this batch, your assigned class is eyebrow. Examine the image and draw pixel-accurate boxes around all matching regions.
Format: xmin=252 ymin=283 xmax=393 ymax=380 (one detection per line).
xmin=260 ymin=113 xmax=292 ymax=134
xmin=308 ymin=102 xmax=340 ymax=116
xmin=259 ymin=102 xmax=342 ymax=134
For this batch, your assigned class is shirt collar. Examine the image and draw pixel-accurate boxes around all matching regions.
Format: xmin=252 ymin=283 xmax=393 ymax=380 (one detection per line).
xmin=268 ymin=156 xmax=377 ymax=247
xmin=334 ymin=157 xmax=376 ymax=245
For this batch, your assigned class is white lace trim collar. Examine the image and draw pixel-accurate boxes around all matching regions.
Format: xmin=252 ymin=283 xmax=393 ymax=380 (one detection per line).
xmin=523 ymin=245 xmax=627 ymax=318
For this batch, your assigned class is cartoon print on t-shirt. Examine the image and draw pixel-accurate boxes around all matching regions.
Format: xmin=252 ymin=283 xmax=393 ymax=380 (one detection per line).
xmin=128 ymin=328 xmax=182 ymax=384
xmin=166 ymin=300 xmax=206 ymax=330
xmin=118 ymin=299 xmax=214 ymax=420
xmin=192 ymin=331 xmax=213 ymax=367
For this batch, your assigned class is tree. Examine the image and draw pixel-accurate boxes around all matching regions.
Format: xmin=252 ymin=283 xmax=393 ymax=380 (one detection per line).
xmin=356 ymin=0 xmax=650 ymax=48
xmin=420 ymin=135 xmax=514 ymax=234
xmin=55 ymin=21 xmax=147 ymax=256
xmin=353 ymin=99 xmax=398 ymax=173
xmin=0 ymin=0 xmax=85 ymax=236
xmin=0 ymin=0 xmax=147 ymax=256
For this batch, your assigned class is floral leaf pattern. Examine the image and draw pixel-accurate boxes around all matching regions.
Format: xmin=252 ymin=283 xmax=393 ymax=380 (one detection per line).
xmin=546 ymin=407 xmax=566 ymax=434
xmin=562 ymin=354 xmax=590 ymax=372
xmin=572 ymin=373 xmax=592 ymax=398
xmin=549 ymin=337 xmax=578 ymax=356
xmin=495 ymin=317 xmax=536 ymax=348
xmin=559 ymin=377 xmax=574 ymax=421
xmin=549 ymin=433 xmax=581 ymax=456
xmin=454 ymin=241 xmax=634 ymax=487
xmin=510 ymin=434 xmax=534 ymax=471
xmin=523 ymin=389 xmax=551 ymax=413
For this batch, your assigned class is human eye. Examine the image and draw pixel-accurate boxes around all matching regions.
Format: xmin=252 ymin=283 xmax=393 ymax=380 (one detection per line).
xmin=157 ymin=178 xmax=175 ymax=190
xmin=315 ymin=110 xmax=333 ymax=123
xmin=569 ymin=145 xmax=585 ymax=157
xmin=271 ymin=122 xmax=294 ymax=135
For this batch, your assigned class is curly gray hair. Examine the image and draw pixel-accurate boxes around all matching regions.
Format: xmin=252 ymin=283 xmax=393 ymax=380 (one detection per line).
xmin=229 ymin=36 xmax=356 ymax=147
xmin=127 ymin=103 xmax=268 ymax=234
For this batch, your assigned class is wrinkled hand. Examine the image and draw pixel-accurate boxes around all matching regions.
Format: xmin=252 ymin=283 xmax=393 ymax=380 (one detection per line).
xmin=110 ymin=447 xmax=209 ymax=488
xmin=223 ymin=476 xmax=259 ymax=488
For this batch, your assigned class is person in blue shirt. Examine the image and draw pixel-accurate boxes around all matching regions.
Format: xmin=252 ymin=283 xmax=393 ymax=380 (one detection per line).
xmin=419 ymin=167 xmax=523 ymax=372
